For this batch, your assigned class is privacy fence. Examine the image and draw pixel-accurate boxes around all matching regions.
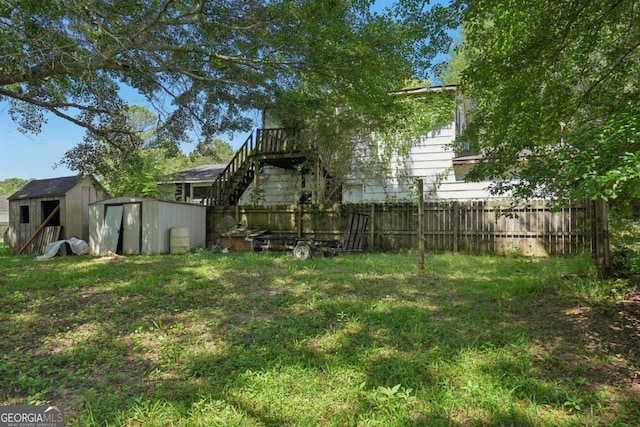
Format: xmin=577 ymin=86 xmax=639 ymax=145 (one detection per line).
xmin=208 ymin=200 xmax=608 ymax=257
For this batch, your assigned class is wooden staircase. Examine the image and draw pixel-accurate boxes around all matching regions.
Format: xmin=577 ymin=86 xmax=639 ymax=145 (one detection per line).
xmin=203 ymin=128 xmax=304 ymax=206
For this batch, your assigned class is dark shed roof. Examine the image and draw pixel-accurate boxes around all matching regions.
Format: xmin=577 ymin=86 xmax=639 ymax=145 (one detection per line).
xmin=8 ymin=176 xmax=82 ymax=200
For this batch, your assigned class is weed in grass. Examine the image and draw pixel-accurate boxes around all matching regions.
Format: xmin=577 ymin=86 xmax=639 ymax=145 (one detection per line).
xmin=563 ymin=394 xmax=584 ymax=413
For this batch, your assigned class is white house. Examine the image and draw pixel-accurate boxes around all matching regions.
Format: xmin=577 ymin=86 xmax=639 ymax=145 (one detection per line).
xmin=225 ymin=85 xmax=497 ymax=206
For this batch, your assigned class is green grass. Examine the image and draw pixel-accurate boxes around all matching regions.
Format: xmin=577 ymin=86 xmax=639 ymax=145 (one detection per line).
xmin=1 ymin=251 xmax=638 ymax=426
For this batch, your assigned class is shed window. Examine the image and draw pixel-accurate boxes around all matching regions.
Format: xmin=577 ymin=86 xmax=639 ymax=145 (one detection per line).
xmin=20 ymin=206 xmax=30 ymax=224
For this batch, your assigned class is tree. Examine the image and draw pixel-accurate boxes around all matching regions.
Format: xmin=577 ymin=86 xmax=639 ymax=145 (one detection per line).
xmin=104 ymin=150 xmax=175 ymax=198
xmin=189 ymin=139 xmax=234 ymax=165
xmin=437 ymin=29 xmax=468 ymax=86
xmin=58 ymin=105 xmax=177 ymax=197
xmin=435 ymin=1 xmax=640 ymax=207
xmin=1 ymin=0 xmax=435 ymax=158
xmin=0 ymin=178 xmax=32 ymax=197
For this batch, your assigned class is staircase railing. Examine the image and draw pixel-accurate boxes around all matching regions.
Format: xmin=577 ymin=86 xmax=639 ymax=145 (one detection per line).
xmin=202 ymin=128 xmax=302 ymax=206
xmin=255 ymin=128 xmax=301 ymax=155
xmin=203 ymin=133 xmax=254 ymax=206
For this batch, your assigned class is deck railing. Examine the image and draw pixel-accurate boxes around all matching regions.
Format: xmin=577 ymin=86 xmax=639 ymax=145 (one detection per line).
xmin=255 ymin=128 xmax=301 ymax=155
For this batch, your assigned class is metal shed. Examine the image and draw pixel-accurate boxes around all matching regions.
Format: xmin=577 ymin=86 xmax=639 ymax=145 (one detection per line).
xmin=89 ymin=196 xmax=206 ymax=255
xmin=6 ymin=175 xmax=109 ymax=254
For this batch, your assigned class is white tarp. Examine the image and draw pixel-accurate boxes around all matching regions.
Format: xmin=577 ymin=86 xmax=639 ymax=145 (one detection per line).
xmin=36 ymin=237 xmax=89 ymax=259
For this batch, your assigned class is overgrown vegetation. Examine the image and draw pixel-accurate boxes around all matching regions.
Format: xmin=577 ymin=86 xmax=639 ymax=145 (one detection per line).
xmin=1 ymin=251 xmax=638 ymax=426
xmin=0 ymin=177 xmax=31 ymax=197
xmin=438 ymin=1 xmax=640 ymax=205
xmin=608 ymin=209 xmax=640 ymax=281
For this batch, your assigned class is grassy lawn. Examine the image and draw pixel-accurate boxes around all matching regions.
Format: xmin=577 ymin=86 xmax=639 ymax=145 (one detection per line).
xmin=0 ymin=250 xmax=638 ymax=426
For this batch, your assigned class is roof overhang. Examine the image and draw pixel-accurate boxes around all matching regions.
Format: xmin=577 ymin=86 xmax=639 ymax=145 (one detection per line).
xmin=452 ymin=154 xmax=483 ymax=166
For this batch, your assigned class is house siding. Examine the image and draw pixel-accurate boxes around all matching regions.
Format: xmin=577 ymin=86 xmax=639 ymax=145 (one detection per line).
xmin=239 ymin=167 xmax=306 ymax=205
xmin=241 ymin=117 xmax=498 ymax=205
xmin=344 ymin=119 xmax=497 ymax=203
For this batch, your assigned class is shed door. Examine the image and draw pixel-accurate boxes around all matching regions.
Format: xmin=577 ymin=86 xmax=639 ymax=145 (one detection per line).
xmin=122 ymin=203 xmax=141 ymax=255
xmin=102 ymin=205 xmax=124 ymax=255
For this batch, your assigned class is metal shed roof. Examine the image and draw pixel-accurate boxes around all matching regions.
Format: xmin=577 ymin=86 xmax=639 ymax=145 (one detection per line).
xmin=89 ymin=196 xmax=208 ymax=207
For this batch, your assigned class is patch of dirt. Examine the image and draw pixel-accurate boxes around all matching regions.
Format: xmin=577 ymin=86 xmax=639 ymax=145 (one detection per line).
xmin=525 ymin=287 xmax=640 ymax=407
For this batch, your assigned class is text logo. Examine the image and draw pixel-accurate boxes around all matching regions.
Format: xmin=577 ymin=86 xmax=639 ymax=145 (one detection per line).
xmin=0 ymin=405 xmax=64 ymax=427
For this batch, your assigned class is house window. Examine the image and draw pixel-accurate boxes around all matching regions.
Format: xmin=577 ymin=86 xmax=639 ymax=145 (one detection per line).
xmin=193 ymin=185 xmax=209 ymax=201
xmin=20 ymin=206 xmax=29 ymax=224
xmin=41 ymin=200 xmax=61 ymax=226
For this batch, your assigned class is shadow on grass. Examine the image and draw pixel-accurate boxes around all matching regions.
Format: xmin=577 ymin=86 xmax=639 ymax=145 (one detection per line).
xmin=0 ymin=252 xmax=638 ymax=426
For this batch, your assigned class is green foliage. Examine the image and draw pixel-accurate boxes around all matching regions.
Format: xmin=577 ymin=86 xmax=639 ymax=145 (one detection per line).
xmin=440 ymin=1 xmax=640 ymax=204
xmin=0 ymin=178 xmax=31 ymax=197
xmin=102 ymin=151 xmax=170 ymax=198
xmin=608 ymin=212 xmax=640 ymax=279
xmin=58 ymin=105 xmax=186 ymax=197
xmin=272 ymin=83 xmax=458 ymax=203
xmin=380 ymin=85 xmax=457 ymax=157
xmin=437 ymin=29 xmax=468 ymax=85
xmin=1 ymin=0 xmax=433 ymax=164
xmin=188 ymin=138 xmax=234 ymax=165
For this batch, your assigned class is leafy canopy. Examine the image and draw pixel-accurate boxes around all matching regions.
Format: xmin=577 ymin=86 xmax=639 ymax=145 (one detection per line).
xmin=0 ymin=178 xmax=32 ymax=197
xmin=441 ymin=0 xmax=640 ymax=205
xmin=1 ymin=0 xmax=436 ymax=159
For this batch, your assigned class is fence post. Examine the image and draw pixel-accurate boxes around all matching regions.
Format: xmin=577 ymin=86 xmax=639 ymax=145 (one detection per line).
xmin=418 ymin=179 xmax=424 ymax=270
xmin=452 ymin=201 xmax=459 ymax=253
xmin=592 ymin=199 xmax=610 ymax=277
xmin=369 ymin=203 xmax=375 ymax=249
xmin=297 ymin=203 xmax=303 ymax=238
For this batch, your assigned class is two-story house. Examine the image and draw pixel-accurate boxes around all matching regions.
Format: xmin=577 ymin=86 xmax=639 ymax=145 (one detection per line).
xmin=203 ymin=85 xmax=496 ymax=206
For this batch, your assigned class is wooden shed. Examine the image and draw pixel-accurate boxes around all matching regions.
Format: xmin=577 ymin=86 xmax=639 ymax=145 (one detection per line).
xmin=89 ymin=196 xmax=206 ymax=255
xmin=6 ymin=175 xmax=109 ymax=254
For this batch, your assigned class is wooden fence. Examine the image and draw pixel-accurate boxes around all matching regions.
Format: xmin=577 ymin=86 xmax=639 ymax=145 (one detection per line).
xmin=207 ymin=200 xmax=599 ymax=256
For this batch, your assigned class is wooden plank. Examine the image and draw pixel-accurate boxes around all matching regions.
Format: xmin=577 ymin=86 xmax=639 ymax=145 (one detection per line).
xmin=32 ymin=226 xmax=62 ymax=255
xmin=343 ymin=212 xmax=369 ymax=252
xmin=19 ymin=204 xmax=60 ymax=254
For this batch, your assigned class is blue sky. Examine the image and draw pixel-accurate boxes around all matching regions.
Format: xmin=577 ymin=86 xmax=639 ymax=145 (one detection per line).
xmin=0 ymin=0 xmax=447 ymax=181
xmin=0 ymin=96 xmax=256 ymax=180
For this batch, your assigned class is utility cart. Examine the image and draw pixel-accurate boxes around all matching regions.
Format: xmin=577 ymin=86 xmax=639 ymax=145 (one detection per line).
xmin=251 ymin=212 xmax=369 ymax=259
xmin=251 ymin=236 xmax=342 ymax=259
